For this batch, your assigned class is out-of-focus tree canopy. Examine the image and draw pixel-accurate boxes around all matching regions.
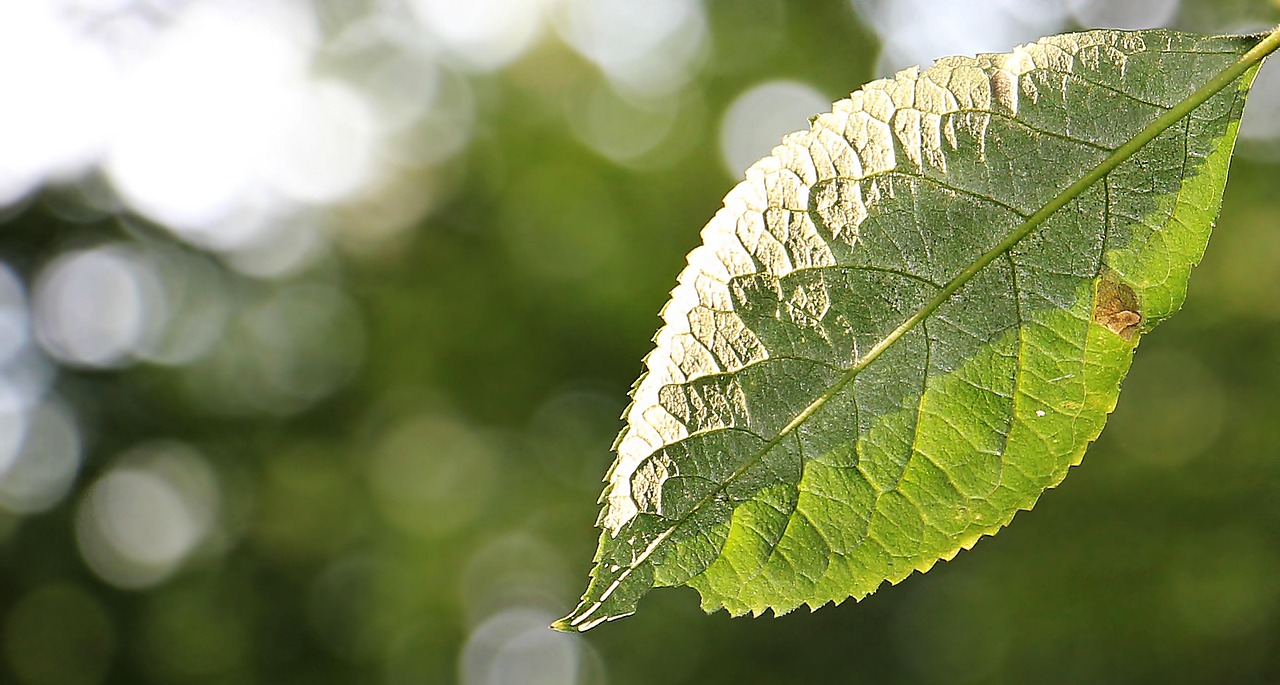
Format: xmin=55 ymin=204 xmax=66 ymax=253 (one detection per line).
xmin=0 ymin=1 xmax=1279 ymax=683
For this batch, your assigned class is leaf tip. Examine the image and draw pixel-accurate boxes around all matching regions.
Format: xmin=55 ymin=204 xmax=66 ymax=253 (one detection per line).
xmin=551 ymin=600 xmax=633 ymax=633
xmin=549 ymin=617 xmax=578 ymax=633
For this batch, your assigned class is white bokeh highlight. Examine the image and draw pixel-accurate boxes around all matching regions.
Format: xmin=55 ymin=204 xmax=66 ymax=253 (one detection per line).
xmin=853 ymin=0 xmax=1071 ymax=75
xmin=0 ymin=0 xmax=486 ymax=261
xmin=719 ymin=80 xmax=830 ymax=177
xmin=1066 ymin=0 xmax=1181 ymax=31
xmin=410 ymin=0 xmax=552 ymax=72
xmin=76 ymin=442 xmax=220 ymax=589
xmin=104 ymin=1 xmax=322 ymax=234
xmin=0 ymin=3 xmax=115 ymax=205
xmin=33 ymin=245 xmax=165 ymax=368
xmin=260 ymin=81 xmax=378 ymax=206
xmin=460 ymin=608 xmax=605 ymax=685
xmin=0 ymin=384 xmax=28 ymax=480
xmin=0 ymin=400 xmax=82 ymax=514
xmin=0 ymin=264 xmax=30 ymax=368
xmin=568 ymin=85 xmax=683 ymax=165
xmin=554 ymin=0 xmax=707 ymax=97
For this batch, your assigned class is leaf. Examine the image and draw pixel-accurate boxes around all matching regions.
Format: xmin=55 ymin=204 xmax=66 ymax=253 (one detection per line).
xmin=556 ymin=29 xmax=1268 ymax=632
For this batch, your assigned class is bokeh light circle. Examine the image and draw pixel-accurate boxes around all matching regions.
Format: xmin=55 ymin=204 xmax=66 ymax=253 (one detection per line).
xmin=1065 ymin=0 xmax=1181 ymax=31
xmin=409 ymin=0 xmax=550 ymax=72
xmin=76 ymin=442 xmax=220 ymax=589
xmin=460 ymin=608 xmax=606 ymax=685
xmin=0 ymin=399 xmax=82 ymax=515
xmin=33 ymin=244 xmax=165 ymax=369
xmin=719 ymin=80 xmax=830 ymax=177
xmin=0 ymin=259 xmax=30 ymax=367
xmin=853 ymin=0 xmax=1070 ymax=76
xmin=553 ymin=0 xmax=707 ymax=97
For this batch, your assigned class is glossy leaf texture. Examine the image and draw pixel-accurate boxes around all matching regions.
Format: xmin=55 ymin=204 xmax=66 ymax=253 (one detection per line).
xmin=556 ymin=29 xmax=1262 ymax=632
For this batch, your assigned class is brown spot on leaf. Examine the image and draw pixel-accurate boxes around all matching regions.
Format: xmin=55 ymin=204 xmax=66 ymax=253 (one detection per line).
xmin=1093 ymin=277 xmax=1142 ymax=340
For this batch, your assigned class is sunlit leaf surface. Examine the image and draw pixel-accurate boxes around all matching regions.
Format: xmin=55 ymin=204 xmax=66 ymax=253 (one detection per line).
xmin=558 ymin=29 xmax=1261 ymax=631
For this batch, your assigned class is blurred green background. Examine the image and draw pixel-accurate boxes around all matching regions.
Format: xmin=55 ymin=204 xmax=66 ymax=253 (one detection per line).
xmin=2 ymin=0 xmax=1280 ymax=683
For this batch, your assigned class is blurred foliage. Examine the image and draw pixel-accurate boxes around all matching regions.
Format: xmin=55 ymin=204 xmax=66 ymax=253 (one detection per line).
xmin=2 ymin=1 xmax=1280 ymax=684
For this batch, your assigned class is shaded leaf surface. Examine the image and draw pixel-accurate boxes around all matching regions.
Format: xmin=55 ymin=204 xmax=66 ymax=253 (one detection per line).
xmin=558 ymin=29 xmax=1260 ymax=631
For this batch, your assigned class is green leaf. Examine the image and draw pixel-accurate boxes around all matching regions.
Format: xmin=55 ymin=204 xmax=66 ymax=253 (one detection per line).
xmin=556 ymin=29 xmax=1271 ymax=632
